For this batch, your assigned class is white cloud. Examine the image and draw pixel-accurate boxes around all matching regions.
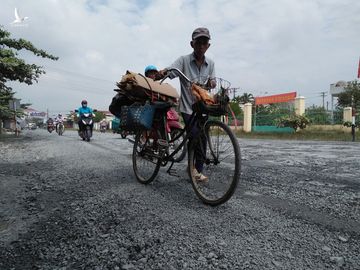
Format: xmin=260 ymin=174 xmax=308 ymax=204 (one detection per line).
xmin=1 ymin=0 xmax=359 ymax=112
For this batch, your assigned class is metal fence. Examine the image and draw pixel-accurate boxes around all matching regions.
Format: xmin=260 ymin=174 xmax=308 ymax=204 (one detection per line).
xmin=252 ymin=112 xmax=294 ymax=133
xmin=305 ymin=110 xmax=343 ymax=125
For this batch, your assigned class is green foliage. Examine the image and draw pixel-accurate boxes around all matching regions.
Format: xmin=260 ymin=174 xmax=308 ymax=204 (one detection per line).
xmin=305 ymin=105 xmax=331 ymax=125
xmin=276 ymin=114 xmax=310 ymax=131
xmin=229 ymin=102 xmax=243 ymax=117
xmin=337 ymin=80 xmax=360 ymax=109
xmin=233 ymin=92 xmax=254 ymax=104
xmin=343 ymin=121 xmax=360 ymax=128
xmin=0 ymin=88 xmax=14 ymax=119
xmin=254 ymin=104 xmax=294 ymax=126
xmin=93 ymin=111 xmax=106 ymax=123
xmin=0 ymin=26 xmax=58 ymax=129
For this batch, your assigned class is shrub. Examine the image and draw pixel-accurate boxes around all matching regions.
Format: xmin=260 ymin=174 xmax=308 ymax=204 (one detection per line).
xmin=276 ymin=115 xmax=310 ymax=132
xmin=343 ymin=121 xmax=360 ymax=128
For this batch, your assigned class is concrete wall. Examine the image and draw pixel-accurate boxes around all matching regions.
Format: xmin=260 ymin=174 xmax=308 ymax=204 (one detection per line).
xmin=343 ymin=107 xmax=352 ymax=122
xmin=243 ymin=103 xmax=252 ymax=132
xmin=295 ymin=96 xmax=305 ymax=116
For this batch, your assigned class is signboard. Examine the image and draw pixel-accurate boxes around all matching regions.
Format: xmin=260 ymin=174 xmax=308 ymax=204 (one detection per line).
xmin=255 ymin=92 xmax=297 ymax=105
xmin=29 ymin=111 xmax=46 ymax=117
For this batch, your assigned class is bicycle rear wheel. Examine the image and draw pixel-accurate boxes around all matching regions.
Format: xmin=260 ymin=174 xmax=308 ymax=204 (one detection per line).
xmin=188 ymin=120 xmax=240 ymax=206
xmin=132 ymin=131 xmax=161 ymax=184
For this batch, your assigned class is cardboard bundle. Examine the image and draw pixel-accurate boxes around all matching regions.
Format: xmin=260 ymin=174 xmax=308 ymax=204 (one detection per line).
xmin=116 ymin=71 xmax=179 ymax=103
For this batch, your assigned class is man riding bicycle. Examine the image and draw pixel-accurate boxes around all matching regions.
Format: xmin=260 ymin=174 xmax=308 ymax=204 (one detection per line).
xmin=159 ymin=27 xmax=216 ymax=182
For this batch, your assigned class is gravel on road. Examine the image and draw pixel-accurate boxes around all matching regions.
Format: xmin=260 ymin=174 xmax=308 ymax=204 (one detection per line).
xmin=1 ymin=129 xmax=359 ymax=269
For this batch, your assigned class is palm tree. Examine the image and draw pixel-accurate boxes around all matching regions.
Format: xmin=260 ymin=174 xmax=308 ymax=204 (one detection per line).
xmin=239 ymin=93 xmax=254 ymax=104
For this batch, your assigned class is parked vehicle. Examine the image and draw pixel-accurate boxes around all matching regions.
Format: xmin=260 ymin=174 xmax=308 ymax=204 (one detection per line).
xmin=29 ymin=123 xmax=37 ymax=130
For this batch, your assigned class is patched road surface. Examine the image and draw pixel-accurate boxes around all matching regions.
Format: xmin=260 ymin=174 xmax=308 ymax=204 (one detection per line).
xmin=1 ymin=130 xmax=359 ymax=269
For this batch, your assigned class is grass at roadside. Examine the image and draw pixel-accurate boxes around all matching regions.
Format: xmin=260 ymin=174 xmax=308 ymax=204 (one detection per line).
xmin=233 ymin=128 xmax=360 ymax=142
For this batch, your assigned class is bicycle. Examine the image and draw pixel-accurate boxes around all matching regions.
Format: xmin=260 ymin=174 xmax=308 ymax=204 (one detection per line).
xmin=131 ymin=68 xmax=241 ymax=206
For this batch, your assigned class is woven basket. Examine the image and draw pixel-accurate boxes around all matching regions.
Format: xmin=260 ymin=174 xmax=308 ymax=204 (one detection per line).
xmin=120 ymin=103 xmax=155 ymax=131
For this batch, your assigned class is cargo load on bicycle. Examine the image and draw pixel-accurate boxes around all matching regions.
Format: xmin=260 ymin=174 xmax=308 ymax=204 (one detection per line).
xmin=109 ymin=71 xmax=179 ymax=131
xmin=190 ymin=83 xmax=230 ymax=117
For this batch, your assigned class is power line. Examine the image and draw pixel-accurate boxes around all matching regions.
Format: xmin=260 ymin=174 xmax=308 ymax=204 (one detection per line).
xmin=44 ymin=65 xmax=115 ymax=83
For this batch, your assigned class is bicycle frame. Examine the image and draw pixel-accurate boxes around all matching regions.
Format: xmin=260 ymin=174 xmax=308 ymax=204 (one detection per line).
xmin=132 ymin=68 xmax=240 ymax=205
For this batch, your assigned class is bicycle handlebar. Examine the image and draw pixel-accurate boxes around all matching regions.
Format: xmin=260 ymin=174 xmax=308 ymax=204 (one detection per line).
xmin=160 ymin=68 xmax=192 ymax=84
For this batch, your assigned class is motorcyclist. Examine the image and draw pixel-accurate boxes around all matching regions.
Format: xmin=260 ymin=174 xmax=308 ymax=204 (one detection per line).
xmin=100 ymin=119 xmax=107 ymax=132
xmin=77 ymin=100 xmax=94 ymax=133
xmin=46 ymin=117 xmax=54 ymax=132
xmin=54 ymin=113 xmax=63 ymax=133
xmin=47 ymin=117 xmax=54 ymax=125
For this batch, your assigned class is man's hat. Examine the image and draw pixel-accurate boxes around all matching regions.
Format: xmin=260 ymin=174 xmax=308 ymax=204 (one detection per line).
xmin=192 ymin=27 xmax=211 ymax=40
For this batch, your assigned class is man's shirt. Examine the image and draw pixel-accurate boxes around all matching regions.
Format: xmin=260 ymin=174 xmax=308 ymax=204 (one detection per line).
xmin=168 ymin=52 xmax=215 ymax=114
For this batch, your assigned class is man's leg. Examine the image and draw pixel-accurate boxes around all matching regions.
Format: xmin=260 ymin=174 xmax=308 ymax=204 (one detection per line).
xmin=182 ymin=113 xmax=206 ymax=173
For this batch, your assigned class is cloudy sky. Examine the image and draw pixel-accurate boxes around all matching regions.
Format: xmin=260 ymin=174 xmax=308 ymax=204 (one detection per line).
xmin=1 ymin=0 xmax=359 ymax=115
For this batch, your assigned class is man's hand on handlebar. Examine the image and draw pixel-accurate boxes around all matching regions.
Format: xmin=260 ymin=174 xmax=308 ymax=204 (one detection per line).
xmin=207 ymin=78 xmax=217 ymax=89
xmin=158 ymin=68 xmax=168 ymax=79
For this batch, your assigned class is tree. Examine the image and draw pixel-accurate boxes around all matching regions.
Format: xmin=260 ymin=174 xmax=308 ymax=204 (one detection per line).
xmin=228 ymin=101 xmax=243 ymax=125
xmin=229 ymin=102 xmax=242 ymax=116
xmin=337 ymin=80 xmax=360 ymax=109
xmin=305 ymin=105 xmax=331 ymax=125
xmin=0 ymin=26 xmax=58 ymax=132
xmin=276 ymin=115 xmax=310 ymax=132
xmin=238 ymin=92 xmax=254 ymax=104
xmin=93 ymin=111 xmax=106 ymax=123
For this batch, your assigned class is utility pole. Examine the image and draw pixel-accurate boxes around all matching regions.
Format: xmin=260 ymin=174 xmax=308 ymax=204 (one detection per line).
xmin=351 ymin=95 xmax=356 ymax=142
xmin=320 ymin=91 xmax=327 ymax=109
xmin=230 ymin=87 xmax=240 ymax=100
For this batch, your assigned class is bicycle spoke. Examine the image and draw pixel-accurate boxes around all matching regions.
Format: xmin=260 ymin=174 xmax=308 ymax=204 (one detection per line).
xmin=132 ymin=131 xmax=161 ymax=184
xmin=189 ymin=121 xmax=240 ymax=205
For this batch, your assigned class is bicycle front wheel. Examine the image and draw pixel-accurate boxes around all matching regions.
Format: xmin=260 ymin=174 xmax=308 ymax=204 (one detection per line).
xmin=188 ymin=120 xmax=241 ymax=206
xmin=132 ymin=131 xmax=161 ymax=184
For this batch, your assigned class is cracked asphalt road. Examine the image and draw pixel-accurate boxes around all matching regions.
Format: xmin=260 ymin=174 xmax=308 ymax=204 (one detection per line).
xmin=0 ymin=129 xmax=359 ymax=269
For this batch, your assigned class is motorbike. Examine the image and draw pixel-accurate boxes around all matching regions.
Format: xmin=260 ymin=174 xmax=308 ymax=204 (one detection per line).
xmin=57 ymin=121 xmax=65 ymax=136
xmin=75 ymin=109 xmax=96 ymax=142
xmin=47 ymin=122 xmax=55 ymax=133
xmin=100 ymin=125 xmax=107 ymax=133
